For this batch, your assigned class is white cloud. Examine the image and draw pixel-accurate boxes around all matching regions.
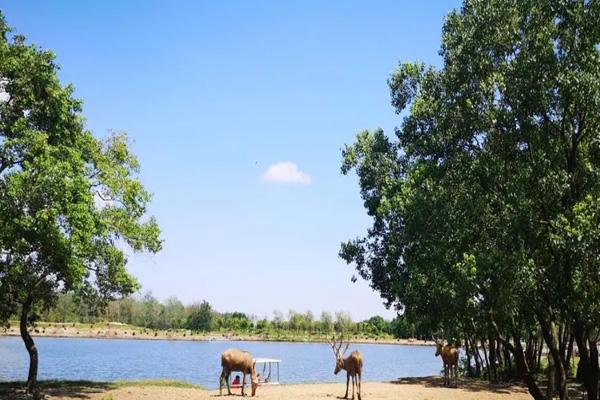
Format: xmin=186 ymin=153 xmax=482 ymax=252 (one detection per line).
xmin=261 ymin=161 xmax=312 ymax=185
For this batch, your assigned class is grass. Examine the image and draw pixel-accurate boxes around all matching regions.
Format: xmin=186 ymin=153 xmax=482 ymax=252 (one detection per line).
xmin=535 ymin=355 xmax=580 ymax=381
xmin=0 ymin=379 xmax=203 ymax=391
xmin=113 ymin=379 xmax=202 ymax=389
xmin=5 ymin=320 xmax=141 ymax=331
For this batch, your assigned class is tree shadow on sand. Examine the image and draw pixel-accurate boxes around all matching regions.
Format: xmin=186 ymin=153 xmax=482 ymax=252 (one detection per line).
xmin=388 ymin=376 xmax=529 ymax=395
xmin=0 ymin=380 xmax=117 ymax=399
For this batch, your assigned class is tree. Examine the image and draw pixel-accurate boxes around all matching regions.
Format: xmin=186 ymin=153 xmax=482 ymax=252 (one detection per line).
xmin=187 ymin=301 xmax=216 ymax=331
xmin=218 ymin=311 xmax=253 ymax=331
xmin=139 ymin=292 xmax=162 ymax=329
xmin=272 ymin=310 xmax=284 ymax=331
xmin=305 ymin=310 xmax=314 ymax=333
xmin=256 ymin=318 xmax=271 ymax=331
xmin=288 ymin=309 xmax=304 ymax=333
xmin=114 ymin=297 xmax=140 ymax=325
xmin=45 ymin=293 xmax=77 ymax=323
xmin=364 ymin=316 xmax=390 ymax=335
xmin=0 ymin=13 xmax=161 ymax=396
xmin=320 ymin=311 xmax=333 ymax=333
xmin=163 ymin=297 xmax=185 ymax=329
xmin=341 ymin=1 xmax=600 ymax=399
xmin=334 ymin=311 xmax=353 ymax=334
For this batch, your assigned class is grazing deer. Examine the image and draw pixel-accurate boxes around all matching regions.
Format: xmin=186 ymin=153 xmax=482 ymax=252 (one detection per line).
xmin=327 ymin=336 xmax=363 ymax=400
xmin=219 ymin=348 xmax=259 ymax=396
xmin=433 ymin=337 xmax=459 ymax=388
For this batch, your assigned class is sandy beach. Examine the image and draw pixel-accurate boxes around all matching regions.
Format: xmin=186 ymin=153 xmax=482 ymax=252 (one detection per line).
xmin=1 ymin=378 xmax=532 ymax=400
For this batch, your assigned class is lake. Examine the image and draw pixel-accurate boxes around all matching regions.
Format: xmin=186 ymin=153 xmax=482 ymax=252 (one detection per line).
xmin=0 ymin=337 xmax=442 ymax=389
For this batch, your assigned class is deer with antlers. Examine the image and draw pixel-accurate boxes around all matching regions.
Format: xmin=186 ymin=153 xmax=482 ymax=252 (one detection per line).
xmin=327 ymin=336 xmax=363 ymax=400
xmin=433 ymin=337 xmax=459 ymax=388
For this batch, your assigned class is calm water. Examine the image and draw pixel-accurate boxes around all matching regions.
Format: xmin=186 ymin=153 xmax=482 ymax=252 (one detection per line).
xmin=0 ymin=337 xmax=441 ymax=389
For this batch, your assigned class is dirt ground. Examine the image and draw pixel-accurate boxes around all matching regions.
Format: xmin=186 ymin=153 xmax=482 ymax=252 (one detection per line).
xmin=1 ymin=378 xmax=532 ymax=400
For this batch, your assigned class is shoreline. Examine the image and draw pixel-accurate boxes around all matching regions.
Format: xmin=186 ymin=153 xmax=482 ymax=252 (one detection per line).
xmin=1 ymin=377 xmax=532 ymax=400
xmin=0 ymin=323 xmax=434 ymax=346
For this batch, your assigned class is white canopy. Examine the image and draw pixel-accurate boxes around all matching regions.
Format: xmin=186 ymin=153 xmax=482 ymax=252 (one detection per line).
xmin=253 ymin=358 xmax=281 ymax=363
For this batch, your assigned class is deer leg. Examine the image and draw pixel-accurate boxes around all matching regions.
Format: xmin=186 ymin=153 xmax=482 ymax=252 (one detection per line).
xmin=220 ymin=369 xmax=226 ymax=396
xmin=444 ymin=363 xmax=448 ymax=386
xmin=226 ymin=372 xmax=232 ymax=395
xmin=357 ymin=373 xmax=362 ymax=400
xmin=454 ymin=363 xmax=458 ymax=387
xmin=344 ymin=372 xmax=349 ymax=399
xmin=442 ymin=364 xmax=445 ymax=386
xmin=456 ymin=363 xmax=459 ymax=386
xmin=241 ymin=372 xmax=246 ymax=396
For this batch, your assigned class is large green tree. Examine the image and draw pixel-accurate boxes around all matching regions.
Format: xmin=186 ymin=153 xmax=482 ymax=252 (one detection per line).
xmin=0 ymin=12 xmax=161 ymax=397
xmin=187 ymin=300 xmax=217 ymax=331
xmin=341 ymin=1 xmax=600 ymax=399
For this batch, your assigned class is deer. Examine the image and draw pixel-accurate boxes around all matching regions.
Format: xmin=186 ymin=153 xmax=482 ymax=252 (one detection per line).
xmin=433 ymin=337 xmax=459 ymax=388
xmin=327 ymin=336 xmax=363 ymax=400
xmin=219 ymin=348 xmax=259 ymax=396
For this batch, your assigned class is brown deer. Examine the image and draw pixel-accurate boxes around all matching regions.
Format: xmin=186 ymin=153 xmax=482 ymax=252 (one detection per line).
xmin=219 ymin=348 xmax=259 ymax=396
xmin=433 ymin=337 xmax=459 ymax=388
xmin=327 ymin=336 xmax=363 ymax=400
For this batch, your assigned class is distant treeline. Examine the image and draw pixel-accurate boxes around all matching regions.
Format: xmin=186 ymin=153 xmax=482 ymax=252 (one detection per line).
xmin=26 ymin=292 xmax=431 ymax=339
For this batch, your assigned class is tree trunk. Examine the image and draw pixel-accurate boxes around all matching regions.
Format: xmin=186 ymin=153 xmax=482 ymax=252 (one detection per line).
xmin=527 ymin=333 xmax=537 ymax=371
xmin=509 ymin=335 xmax=547 ymax=400
xmin=538 ymin=316 xmax=568 ymax=400
xmin=573 ymin=322 xmax=597 ymax=400
xmin=504 ymin=344 xmax=513 ymax=377
xmin=490 ymin=316 xmax=547 ymax=400
xmin=547 ymin=353 xmax=556 ymax=400
xmin=537 ymin=336 xmax=544 ymax=371
xmin=511 ymin=331 xmax=548 ymax=400
xmin=20 ymin=299 xmax=40 ymax=398
xmin=472 ymin=337 xmax=482 ymax=377
xmin=480 ymin=336 xmax=490 ymax=372
xmin=589 ymin=337 xmax=599 ymax=400
xmin=465 ymin=333 xmax=473 ymax=377
xmin=565 ymin=333 xmax=574 ymax=377
xmin=526 ymin=335 xmax=534 ymax=370
xmin=489 ymin=331 xmax=498 ymax=382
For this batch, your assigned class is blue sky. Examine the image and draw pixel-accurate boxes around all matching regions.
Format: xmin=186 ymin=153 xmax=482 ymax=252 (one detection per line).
xmin=3 ymin=1 xmax=461 ymax=320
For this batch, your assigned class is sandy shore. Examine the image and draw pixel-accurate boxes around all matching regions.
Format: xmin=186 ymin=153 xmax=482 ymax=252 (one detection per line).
xmin=1 ymin=378 xmax=532 ymax=400
xmin=0 ymin=324 xmax=433 ymax=346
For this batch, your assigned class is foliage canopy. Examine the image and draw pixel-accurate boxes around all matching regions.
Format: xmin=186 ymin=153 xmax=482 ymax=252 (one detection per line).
xmin=0 ymin=11 xmax=161 ymax=394
xmin=341 ymin=1 xmax=600 ymax=399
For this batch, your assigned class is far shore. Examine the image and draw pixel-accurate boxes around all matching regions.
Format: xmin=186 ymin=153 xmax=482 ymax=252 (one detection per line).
xmin=0 ymin=377 xmax=533 ymax=400
xmin=0 ymin=323 xmax=434 ymax=346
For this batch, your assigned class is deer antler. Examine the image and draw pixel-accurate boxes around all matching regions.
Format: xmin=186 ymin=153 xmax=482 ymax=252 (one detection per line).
xmin=327 ymin=336 xmax=340 ymax=356
xmin=328 ymin=335 xmax=347 ymax=357
xmin=432 ymin=334 xmax=443 ymax=345
xmin=341 ymin=342 xmax=350 ymax=356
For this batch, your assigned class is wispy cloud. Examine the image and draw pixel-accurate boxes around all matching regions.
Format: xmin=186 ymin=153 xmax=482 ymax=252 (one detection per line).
xmin=261 ymin=161 xmax=312 ymax=185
